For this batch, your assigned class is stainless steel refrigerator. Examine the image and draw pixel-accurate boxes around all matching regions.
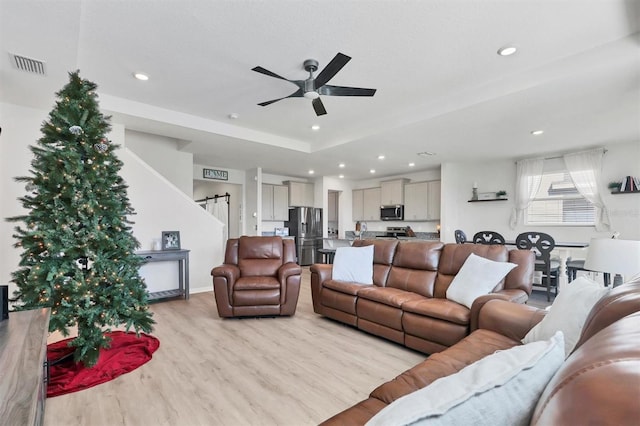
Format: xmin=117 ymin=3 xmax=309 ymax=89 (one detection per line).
xmin=286 ymin=207 xmax=322 ymax=266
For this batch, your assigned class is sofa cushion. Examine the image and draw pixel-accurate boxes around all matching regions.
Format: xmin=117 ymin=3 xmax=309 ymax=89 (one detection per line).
xmin=332 ymin=245 xmax=374 ymax=284
xmin=357 ymin=286 xmax=425 ymax=308
xmin=523 ymin=275 xmax=609 ymax=356
xmin=446 ymin=253 xmax=517 ymax=309
xmin=353 ymin=239 xmax=399 ymax=286
xmin=366 ymin=332 xmax=564 ymax=426
xmin=324 ymin=279 xmax=371 ymax=296
xmin=402 ymin=298 xmax=470 ymax=326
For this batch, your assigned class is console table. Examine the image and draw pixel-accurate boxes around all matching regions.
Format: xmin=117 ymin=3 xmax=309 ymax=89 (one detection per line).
xmin=0 ymin=308 xmax=50 ymax=426
xmin=136 ymin=249 xmax=190 ymax=301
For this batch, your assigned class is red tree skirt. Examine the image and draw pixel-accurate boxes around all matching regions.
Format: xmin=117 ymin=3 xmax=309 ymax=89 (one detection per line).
xmin=47 ymin=331 xmax=160 ymax=397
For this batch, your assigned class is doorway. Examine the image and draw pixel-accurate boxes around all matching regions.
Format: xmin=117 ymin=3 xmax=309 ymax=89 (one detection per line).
xmin=328 ymin=190 xmax=339 ymax=238
xmin=193 ymin=180 xmax=242 ymax=239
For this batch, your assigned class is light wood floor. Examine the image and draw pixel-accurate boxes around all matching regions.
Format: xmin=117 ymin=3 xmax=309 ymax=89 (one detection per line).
xmin=44 ymin=269 xmax=426 ymax=426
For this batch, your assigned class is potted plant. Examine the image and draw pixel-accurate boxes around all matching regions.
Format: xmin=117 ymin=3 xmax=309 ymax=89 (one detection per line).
xmin=496 ymin=190 xmax=508 ymax=199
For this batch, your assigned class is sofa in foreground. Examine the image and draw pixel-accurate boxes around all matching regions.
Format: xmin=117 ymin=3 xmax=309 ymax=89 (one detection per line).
xmin=310 ymin=239 xmax=535 ymax=353
xmin=321 ymin=279 xmax=640 ymax=425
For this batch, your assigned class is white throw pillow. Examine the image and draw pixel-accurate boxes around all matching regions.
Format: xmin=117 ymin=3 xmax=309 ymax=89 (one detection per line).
xmin=331 ymin=245 xmax=374 ymax=284
xmin=366 ymin=332 xmax=565 ymax=426
xmin=523 ymin=275 xmax=609 ymax=356
xmin=446 ymin=253 xmax=517 ymax=309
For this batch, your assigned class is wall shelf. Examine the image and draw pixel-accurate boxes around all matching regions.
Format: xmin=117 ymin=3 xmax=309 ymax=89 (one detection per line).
xmin=610 ymin=190 xmax=640 ymax=195
xmin=467 ymin=198 xmax=508 ymax=203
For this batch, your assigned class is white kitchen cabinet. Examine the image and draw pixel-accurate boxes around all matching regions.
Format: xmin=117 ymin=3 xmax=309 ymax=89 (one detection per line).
xmin=404 ymin=180 xmax=441 ymax=221
xmin=262 ymin=184 xmax=289 ymax=221
xmin=286 ymin=181 xmax=314 ymax=207
xmin=404 ymin=181 xmax=429 ymax=221
xmin=352 ymin=189 xmax=364 ymax=221
xmin=380 ymin=179 xmax=408 ymax=205
xmin=362 ymin=187 xmax=382 ymax=221
xmin=427 ymin=180 xmax=441 ymax=220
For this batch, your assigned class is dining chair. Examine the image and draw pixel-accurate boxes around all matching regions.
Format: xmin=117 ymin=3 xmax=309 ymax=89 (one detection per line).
xmin=454 ymin=229 xmax=467 ymax=244
xmin=515 ymin=232 xmax=560 ymax=301
xmin=472 ymin=231 xmax=505 ymax=245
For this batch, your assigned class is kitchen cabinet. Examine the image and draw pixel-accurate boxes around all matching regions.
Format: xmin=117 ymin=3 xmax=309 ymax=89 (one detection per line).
xmin=380 ymin=179 xmax=408 ymax=205
xmin=362 ymin=187 xmax=382 ymax=221
xmin=404 ymin=180 xmax=441 ymax=221
xmin=286 ymin=181 xmax=314 ymax=207
xmin=352 ymin=189 xmax=364 ymax=221
xmin=353 ymin=187 xmax=382 ymax=221
xmin=427 ymin=180 xmax=441 ymax=220
xmin=262 ymin=184 xmax=289 ymax=221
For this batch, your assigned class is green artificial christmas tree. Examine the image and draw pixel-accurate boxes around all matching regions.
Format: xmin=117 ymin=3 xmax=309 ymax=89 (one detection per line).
xmin=8 ymin=71 xmax=154 ymax=367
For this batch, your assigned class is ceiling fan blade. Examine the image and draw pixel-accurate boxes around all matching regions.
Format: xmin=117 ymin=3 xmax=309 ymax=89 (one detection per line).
xmin=258 ymin=89 xmax=303 ymax=106
xmin=252 ymin=66 xmax=290 ymax=81
xmin=318 ymin=85 xmax=377 ymax=97
xmin=314 ymin=53 xmax=351 ymax=88
xmin=312 ymin=97 xmax=327 ymax=116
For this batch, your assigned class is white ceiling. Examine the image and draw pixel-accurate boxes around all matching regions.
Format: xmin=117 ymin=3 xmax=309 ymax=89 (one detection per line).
xmin=1 ymin=0 xmax=639 ymax=180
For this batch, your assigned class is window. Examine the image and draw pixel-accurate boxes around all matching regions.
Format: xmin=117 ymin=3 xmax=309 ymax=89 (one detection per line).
xmin=526 ymin=170 xmax=596 ymax=226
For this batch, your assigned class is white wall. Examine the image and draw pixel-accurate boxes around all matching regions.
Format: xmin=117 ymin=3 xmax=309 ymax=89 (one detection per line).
xmin=245 ymin=168 xmax=260 ymax=235
xmin=125 ymin=130 xmax=194 ymax=197
xmin=440 ymin=141 xmax=640 ymax=257
xmin=0 ymin=102 xmax=224 ymax=297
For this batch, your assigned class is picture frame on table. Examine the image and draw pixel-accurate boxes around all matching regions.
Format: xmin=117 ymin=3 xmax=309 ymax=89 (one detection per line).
xmin=161 ymin=231 xmax=181 ymax=250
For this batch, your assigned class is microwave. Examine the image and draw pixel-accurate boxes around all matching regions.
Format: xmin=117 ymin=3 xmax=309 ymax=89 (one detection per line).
xmin=380 ymin=205 xmax=404 ymax=221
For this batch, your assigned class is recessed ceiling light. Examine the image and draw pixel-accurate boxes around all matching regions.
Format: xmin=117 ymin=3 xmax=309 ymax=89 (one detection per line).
xmin=417 ymin=151 xmax=436 ymax=157
xmin=228 ymin=113 xmax=239 ymax=120
xmin=530 ymin=130 xmax=544 ymax=136
xmin=370 ymin=169 xmax=376 ymax=174
xmin=378 ymin=155 xmax=385 ymax=160
xmin=308 ymin=170 xmax=315 ymax=175
xmin=133 ymin=72 xmax=149 ymax=81
xmin=338 ymin=163 xmax=345 ymax=168
xmin=339 ymin=174 xmax=344 ymax=179
xmin=311 ymin=124 xmax=320 ymax=131
xmin=408 ymin=162 xmax=415 ymax=167
xmin=497 ymin=45 xmax=517 ymax=56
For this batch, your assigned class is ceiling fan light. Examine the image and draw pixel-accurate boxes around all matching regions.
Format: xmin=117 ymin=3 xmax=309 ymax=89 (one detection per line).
xmin=304 ymin=91 xmax=320 ymax=100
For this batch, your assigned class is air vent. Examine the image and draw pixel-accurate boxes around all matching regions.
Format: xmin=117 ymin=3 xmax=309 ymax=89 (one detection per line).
xmin=9 ymin=53 xmax=46 ymax=75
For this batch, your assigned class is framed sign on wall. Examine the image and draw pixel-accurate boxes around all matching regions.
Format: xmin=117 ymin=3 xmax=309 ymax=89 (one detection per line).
xmin=203 ymin=168 xmax=228 ymax=181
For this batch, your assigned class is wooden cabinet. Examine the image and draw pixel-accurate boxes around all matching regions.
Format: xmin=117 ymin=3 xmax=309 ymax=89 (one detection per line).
xmin=353 ymin=187 xmax=382 ymax=221
xmin=285 ymin=181 xmax=314 ymax=207
xmin=0 ymin=308 xmax=50 ymax=426
xmin=404 ymin=180 xmax=441 ymax=221
xmin=363 ymin=187 xmax=382 ymax=221
xmin=352 ymin=189 xmax=364 ymax=221
xmin=427 ymin=180 xmax=441 ymax=220
xmin=262 ymin=184 xmax=289 ymax=221
xmin=380 ymin=179 xmax=408 ymax=205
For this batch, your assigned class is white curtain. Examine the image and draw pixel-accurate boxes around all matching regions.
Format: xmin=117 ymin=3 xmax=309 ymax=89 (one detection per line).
xmin=206 ymin=199 xmax=229 ymax=242
xmin=510 ymin=158 xmax=544 ymax=229
xmin=563 ymin=148 xmax=610 ymax=231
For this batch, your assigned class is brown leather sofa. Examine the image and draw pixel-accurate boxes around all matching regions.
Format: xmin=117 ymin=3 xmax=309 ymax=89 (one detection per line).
xmin=211 ymin=236 xmax=302 ymax=317
xmin=310 ymin=239 xmax=535 ymax=353
xmin=321 ymin=279 xmax=640 ymax=425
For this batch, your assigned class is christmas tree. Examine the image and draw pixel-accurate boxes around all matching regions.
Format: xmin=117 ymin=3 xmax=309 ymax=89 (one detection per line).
xmin=8 ymin=71 xmax=154 ymax=367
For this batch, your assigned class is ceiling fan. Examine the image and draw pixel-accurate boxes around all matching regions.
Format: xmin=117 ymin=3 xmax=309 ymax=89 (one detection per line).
xmin=252 ymin=53 xmax=376 ymax=116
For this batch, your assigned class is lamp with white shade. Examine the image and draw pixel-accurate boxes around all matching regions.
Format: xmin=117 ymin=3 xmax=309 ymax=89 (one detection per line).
xmin=584 ymin=238 xmax=640 ymax=287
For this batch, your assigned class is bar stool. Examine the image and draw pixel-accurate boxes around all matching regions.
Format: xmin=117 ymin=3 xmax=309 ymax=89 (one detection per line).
xmin=566 ymin=258 xmax=611 ymax=286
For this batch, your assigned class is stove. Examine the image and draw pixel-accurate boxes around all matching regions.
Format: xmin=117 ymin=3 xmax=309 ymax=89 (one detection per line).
xmin=384 ymin=226 xmax=408 ymax=238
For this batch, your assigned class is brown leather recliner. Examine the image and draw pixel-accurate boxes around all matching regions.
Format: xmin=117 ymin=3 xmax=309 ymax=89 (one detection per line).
xmin=211 ymin=236 xmax=302 ymax=318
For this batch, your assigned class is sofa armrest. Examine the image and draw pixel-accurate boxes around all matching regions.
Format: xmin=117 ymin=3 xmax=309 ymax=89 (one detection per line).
xmin=475 ymin=299 xmax=547 ymax=341
xmin=211 ymin=264 xmax=240 ymax=284
xmin=469 ymin=289 xmax=530 ymax=331
xmin=310 ymin=264 xmax=333 ymax=314
xmin=278 ymin=262 xmax=302 ymax=283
